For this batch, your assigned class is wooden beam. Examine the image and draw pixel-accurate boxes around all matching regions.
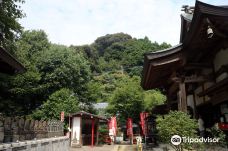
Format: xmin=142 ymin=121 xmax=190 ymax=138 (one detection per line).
xmin=198 ymin=77 xmax=228 ymax=97
xmin=172 ymin=75 xmax=212 ymax=83
xmin=184 ymin=63 xmax=212 ymax=70
xmin=185 ymin=76 xmax=207 ymax=83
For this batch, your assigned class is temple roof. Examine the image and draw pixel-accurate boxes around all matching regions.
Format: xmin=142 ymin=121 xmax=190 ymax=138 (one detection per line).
xmin=142 ymin=44 xmax=184 ymax=90
xmin=0 ymin=47 xmax=26 ymax=74
xmin=70 ymin=111 xmax=108 ymax=121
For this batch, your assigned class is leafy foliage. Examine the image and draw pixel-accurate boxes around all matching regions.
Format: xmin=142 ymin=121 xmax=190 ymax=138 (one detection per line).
xmin=88 ymin=71 xmax=125 ymax=103
xmin=0 ymin=0 xmax=25 ymax=52
xmin=144 ymin=89 xmax=166 ymax=111
xmin=0 ymin=30 xmax=92 ymax=116
xmin=94 ymin=33 xmax=132 ymax=56
xmin=82 ymin=33 xmax=171 ymax=74
xmin=98 ymin=124 xmax=109 ymax=144
xmin=106 ymin=76 xmax=166 ymax=125
xmin=156 ymin=111 xmax=198 ymax=150
xmin=37 ymin=44 xmax=91 ymax=97
xmin=107 ymin=76 xmax=144 ymax=124
xmin=32 ymin=88 xmax=79 ymax=120
xmin=0 ymin=28 xmax=169 ymax=121
xmin=207 ymin=124 xmax=227 ymax=147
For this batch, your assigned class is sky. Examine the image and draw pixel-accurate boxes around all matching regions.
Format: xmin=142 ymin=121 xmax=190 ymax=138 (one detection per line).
xmin=19 ymin=0 xmax=228 ymax=46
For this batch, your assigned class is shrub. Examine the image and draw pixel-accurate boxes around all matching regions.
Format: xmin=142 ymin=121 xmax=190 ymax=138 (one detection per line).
xmin=207 ymin=124 xmax=227 ymax=147
xmin=156 ymin=111 xmax=198 ymax=150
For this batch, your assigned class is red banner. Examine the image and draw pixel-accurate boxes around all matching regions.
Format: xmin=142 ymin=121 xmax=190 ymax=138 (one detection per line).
xmin=140 ymin=112 xmax=149 ymax=136
xmin=60 ymin=111 xmax=64 ymax=122
xmin=108 ymin=120 xmax=112 ymax=129
xmin=108 ymin=116 xmax=117 ymax=136
xmin=127 ymin=118 xmax=133 ymax=136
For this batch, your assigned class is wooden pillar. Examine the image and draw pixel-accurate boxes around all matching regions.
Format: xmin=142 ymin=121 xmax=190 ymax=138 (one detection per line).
xmin=179 ymin=82 xmax=187 ymax=113
xmin=96 ymin=119 xmax=99 ymax=145
xmin=193 ymin=93 xmax=198 ymax=119
xmin=91 ymin=118 xmax=95 ymax=147
xmin=167 ymin=95 xmax=171 ymax=111
xmin=80 ymin=117 xmax=82 ymax=146
xmin=202 ymin=83 xmax=206 ymax=103
xmin=178 ymin=90 xmax=181 ymax=111
xmin=69 ymin=116 xmax=71 ymax=141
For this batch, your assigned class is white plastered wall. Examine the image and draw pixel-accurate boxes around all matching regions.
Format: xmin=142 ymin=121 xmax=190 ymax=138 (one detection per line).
xmin=214 ymin=48 xmax=228 ymax=82
xmin=194 ymin=86 xmax=203 ymax=106
xmin=71 ymin=117 xmax=81 ymax=145
xmin=187 ymin=95 xmax=194 ymax=109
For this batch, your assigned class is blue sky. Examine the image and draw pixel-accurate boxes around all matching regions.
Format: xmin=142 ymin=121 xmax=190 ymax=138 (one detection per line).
xmin=19 ymin=0 xmax=228 ymax=46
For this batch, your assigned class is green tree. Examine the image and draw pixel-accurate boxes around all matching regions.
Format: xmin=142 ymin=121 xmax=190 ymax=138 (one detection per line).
xmin=93 ymin=34 xmax=171 ymax=74
xmin=0 ymin=30 xmax=50 ymax=115
xmin=156 ymin=111 xmax=198 ymax=150
xmin=86 ymin=80 xmax=103 ymax=103
xmin=122 ymin=38 xmax=171 ymax=67
xmin=0 ymin=0 xmax=25 ymax=52
xmin=32 ymin=88 xmax=79 ymax=120
xmin=37 ymin=44 xmax=91 ymax=97
xmin=0 ymin=30 xmax=92 ymax=116
xmin=16 ymin=30 xmax=50 ymax=59
xmin=90 ymin=71 xmax=126 ymax=103
xmin=106 ymin=75 xmax=166 ymax=125
xmin=70 ymin=45 xmax=100 ymax=72
xmin=106 ymin=76 xmax=144 ymax=125
xmin=144 ymin=89 xmax=166 ymax=111
xmin=94 ymin=33 xmax=132 ymax=56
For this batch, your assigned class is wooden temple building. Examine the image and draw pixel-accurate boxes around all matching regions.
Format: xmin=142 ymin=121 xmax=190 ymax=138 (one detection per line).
xmin=142 ymin=1 xmax=228 ymax=132
xmin=69 ymin=111 xmax=108 ymax=147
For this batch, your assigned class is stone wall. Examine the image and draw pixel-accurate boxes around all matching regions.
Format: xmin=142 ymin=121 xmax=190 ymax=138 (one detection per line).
xmin=0 ymin=117 xmax=64 ymax=143
xmin=0 ymin=136 xmax=69 ymax=151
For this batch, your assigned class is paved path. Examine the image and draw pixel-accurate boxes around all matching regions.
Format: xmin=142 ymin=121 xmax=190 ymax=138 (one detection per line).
xmin=70 ymin=145 xmax=137 ymax=151
xmin=117 ymin=145 xmax=137 ymax=151
xmin=70 ymin=145 xmax=117 ymax=151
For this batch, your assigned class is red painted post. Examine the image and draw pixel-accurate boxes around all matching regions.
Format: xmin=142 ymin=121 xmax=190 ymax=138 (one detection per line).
xmin=91 ymin=118 xmax=95 ymax=147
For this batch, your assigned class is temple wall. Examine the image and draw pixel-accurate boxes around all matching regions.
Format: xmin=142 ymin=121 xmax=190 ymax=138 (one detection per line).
xmin=0 ymin=117 xmax=64 ymax=144
xmin=0 ymin=136 xmax=69 ymax=151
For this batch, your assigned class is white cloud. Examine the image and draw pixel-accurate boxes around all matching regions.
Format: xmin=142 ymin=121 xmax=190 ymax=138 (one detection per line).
xmin=19 ymin=0 xmax=228 ymax=46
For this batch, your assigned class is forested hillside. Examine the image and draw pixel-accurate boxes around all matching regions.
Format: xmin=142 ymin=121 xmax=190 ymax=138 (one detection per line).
xmin=71 ymin=33 xmax=170 ymax=75
xmin=0 ymin=30 xmax=169 ymax=122
xmin=0 ymin=1 xmax=170 ymax=121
